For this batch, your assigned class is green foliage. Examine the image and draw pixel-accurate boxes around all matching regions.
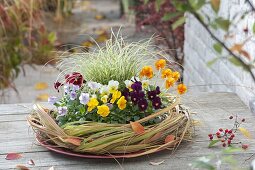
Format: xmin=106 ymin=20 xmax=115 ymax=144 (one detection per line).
xmin=213 ymin=43 xmax=222 ymax=54
xmin=208 ymin=139 xmax=220 ymax=147
xmin=214 ymin=17 xmax=231 ymax=31
xmin=172 ymin=16 xmax=186 ymax=30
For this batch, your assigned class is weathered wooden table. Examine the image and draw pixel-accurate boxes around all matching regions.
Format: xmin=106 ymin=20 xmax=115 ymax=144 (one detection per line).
xmin=1 ymin=93 xmax=255 ymax=170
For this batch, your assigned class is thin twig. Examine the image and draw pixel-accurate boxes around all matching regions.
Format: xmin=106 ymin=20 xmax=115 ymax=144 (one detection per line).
xmin=190 ymin=11 xmax=255 ymax=82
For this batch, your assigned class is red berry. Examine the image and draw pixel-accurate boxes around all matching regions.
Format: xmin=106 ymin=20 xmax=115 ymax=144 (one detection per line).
xmin=222 ymin=143 xmax=226 ymax=147
xmin=227 ymin=140 xmax=231 ymax=144
xmin=229 ymin=116 xmax=233 ymax=119
xmin=221 ymin=139 xmax=225 ymax=142
xmin=219 ymin=128 xmax=223 ymax=132
xmin=231 ymin=134 xmax=235 ymax=138
xmin=208 ymin=134 xmax=213 ymax=137
xmin=210 ymin=136 xmax=213 ymax=140
xmin=242 ymin=118 xmax=245 ymax=122
xmin=217 ymin=135 xmax=221 ymax=138
xmin=242 ymin=144 xmax=248 ymax=149
xmin=228 ymin=130 xmax=232 ymax=134
xmin=229 ymin=137 xmax=233 ymax=140
xmin=225 ymin=129 xmax=229 ymax=133
xmin=216 ymin=132 xmax=220 ymax=135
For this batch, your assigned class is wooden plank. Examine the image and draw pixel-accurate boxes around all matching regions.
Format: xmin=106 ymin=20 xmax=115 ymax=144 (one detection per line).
xmin=0 ymin=92 xmax=254 ymax=169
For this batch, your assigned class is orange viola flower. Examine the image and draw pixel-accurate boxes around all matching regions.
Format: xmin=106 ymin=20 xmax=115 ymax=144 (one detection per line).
xmin=155 ymin=59 xmax=166 ymax=70
xmin=172 ymin=71 xmax=180 ymax=81
xmin=161 ymin=69 xmax=172 ymax=79
xmin=177 ymin=84 xmax=187 ymax=94
xmin=140 ymin=66 xmax=154 ymax=79
xmin=165 ymin=77 xmax=175 ymax=89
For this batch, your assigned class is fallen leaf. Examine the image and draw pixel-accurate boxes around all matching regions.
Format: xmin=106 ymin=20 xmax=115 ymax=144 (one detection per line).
xmin=28 ymin=159 xmax=35 ymax=165
xmin=65 ymin=137 xmax=82 ymax=146
xmin=48 ymin=167 xmax=54 ymax=170
xmin=230 ymin=43 xmax=243 ymax=53
xmin=34 ymin=82 xmax=48 ymax=90
xmin=95 ymin=14 xmax=105 ymax=20
xmin=16 ymin=165 xmax=29 ymax=170
xmin=240 ymin=50 xmax=251 ymax=60
xmin=5 ymin=153 xmax=22 ymax=160
xmin=165 ymin=135 xmax=175 ymax=143
xmin=210 ymin=0 xmax=220 ymax=13
xmin=36 ymin=94 xmax=49 ymax=101
xmin=81 ymin=40 xmax=94 ymax=48
xmin=95 ymin=33 xmax=108 ymax=43
xmin=150 ymin=160 xmax=165 ymax=166
xmin=238 ymin=127 xmax=252 ymax=139
xmin=130 ymin=121 xmax=145 ymax=135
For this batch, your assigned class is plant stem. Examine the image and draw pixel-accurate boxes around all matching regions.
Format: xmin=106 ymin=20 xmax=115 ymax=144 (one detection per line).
xmin=190 ymin=12 xmax=255 ymax=82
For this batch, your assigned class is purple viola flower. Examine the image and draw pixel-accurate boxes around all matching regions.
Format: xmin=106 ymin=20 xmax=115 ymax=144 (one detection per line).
xmin=152 ymin=97 xmax=162 ymax=109
xmin=138 ymin=98 xmax=148 ymax=111
xmin=48 ymin=96 xmax=58 ymax=105
xmin=147 ymin=90 xmax=157 ymax=100
xmin=70 ymin=91 xmax=77 ymax=100
xmin=131 ymin=81 xmax=142 ymax=92
xmin=130 ymin=92 xmax=139 ymax=104
xmin=87 ymin=81 xmax=101 ymax=91
xmin=79 ymin=93 xmax=90 ymax=105
xmin=58 ymin=106 xmax=67 ymax=115
xmin=64 ymin=84 xmax=70 ymax=94
xmin=155 ymin=86 xmax=161 ymax=95
xmin=122 ymin=88 xmax=130 ymax=100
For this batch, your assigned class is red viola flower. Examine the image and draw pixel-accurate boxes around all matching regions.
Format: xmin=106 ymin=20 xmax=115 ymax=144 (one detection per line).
xmin=54 ymin=81 xmax=63 ymax=92
xmin=65 ymin=72 xmax=84 ymax=86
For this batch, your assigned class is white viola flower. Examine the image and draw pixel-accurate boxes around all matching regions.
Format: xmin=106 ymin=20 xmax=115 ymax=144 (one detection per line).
xmin=72 ymin=84 xmax=80 ymax=91
xmin=101 ymin=95 xmax=108 ymax=103
xmin=58 ymin=106 xmax=67 ymax=116
xmin=70 ymin=91 xmax=77 ymax=100
xmin=48 ymin=96 xmax=58 ymax=105
xmin=64 ymin=84 xmax=70 ymax=94
xmin=124 ymin=80 xmax=133 ymax=89
xmin=87 ymin=81 xmax=102 ymax=91
xmin=142 ymin=80 xmax=149 ymax=89
xmin=79 ymin=93 xmax=90 ymax=105
xmin=131 ymin=76 xmax=140 ymax=82
xmin=100 ymin=85 xmax=110 ymax=96
xmin=108 ymin=80 xmax=119 ymax=93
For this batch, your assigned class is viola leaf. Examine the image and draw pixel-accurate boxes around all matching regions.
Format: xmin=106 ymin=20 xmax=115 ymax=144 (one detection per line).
xmin=215 ymin=17 xmax=231 ymax=31
xmin=162 ymin=12 xmax=183 ymax=21
xmin=172 ymin=16 xmax=185 ymax=30
xmin=207 ymin=57 xmax=219 ymax=67
xmin=213 ymin=43 xmax=222 ymax=54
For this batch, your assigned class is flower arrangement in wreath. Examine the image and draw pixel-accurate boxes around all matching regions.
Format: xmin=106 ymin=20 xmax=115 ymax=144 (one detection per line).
xmin=28 ymin=33 xmax=193 ymax=158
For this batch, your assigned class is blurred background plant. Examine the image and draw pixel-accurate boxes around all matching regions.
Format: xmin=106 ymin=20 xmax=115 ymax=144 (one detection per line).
xmin=0 ymin=0 xmax=56 ymax=90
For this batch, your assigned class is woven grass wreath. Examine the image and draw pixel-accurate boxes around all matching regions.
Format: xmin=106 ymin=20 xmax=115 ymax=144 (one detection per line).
xmin=27 ymin=33 xmax=193 ymax=157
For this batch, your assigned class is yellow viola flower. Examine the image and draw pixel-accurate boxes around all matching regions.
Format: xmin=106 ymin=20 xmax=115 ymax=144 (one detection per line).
xmin=172 ymin=71 xmax=180 ymax=81
xmin=177 ymin=84 xmax=187 ymax=94
xmin=155 ymin=59 xmax=166 ymax=70
xmin=140 ymin=66 xmax=154 ymax=79
xmin=161 ymin=69 xmax=172 ymax=79
xmin=97 ymin=105 xmax=110 ymax=117
xmin=165 ymin=77 xmax=175 ymax=89
xmin=87 ymin=98 xmax=99 ymax=112
xmin=110 ymin=90 xmax=121 ymax=103
xmin=101 ymin=95 xmax=108 ymax=103
xmin=117 ymin=96 xmax=127 ymax=110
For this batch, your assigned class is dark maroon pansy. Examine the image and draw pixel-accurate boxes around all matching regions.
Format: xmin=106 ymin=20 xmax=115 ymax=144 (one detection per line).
xmin=122 ymin=88 xmax=130 ymax=100
xmin=152 ymin=97 xmax=162 ymax=109
xmin=155 ymin=86 xmax=161 ymax=95
xmin=54 ymin=81 xmax=63 ymax=92
xmin=131 ymin=81 xmax=142 ymax=92
xmin=138 ymin=98 xmax=148 ymax=111
xmin=65 ymin=72 xmax=84 ymax=87
xmin=147 ymin=90 xmax=157 ymax=100
xmin=130 ymin=92 xmax=139 ymax=104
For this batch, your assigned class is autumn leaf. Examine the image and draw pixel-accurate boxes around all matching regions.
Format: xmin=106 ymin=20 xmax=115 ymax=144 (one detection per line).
xmin=95 ymin=14 xmax=105 ymax=20
xmin=150 ymin=160 xmax=165 ymax=166
xmin=36 ymin=94 xmax=49 ymax=101
xmin=34 ymin=82 xmax=48 ymax=90
xmin=28 ymin=159 xmax=35 ymax=165
xmin=65 ymin=137 xmax=82 ymax=146
xmin=16 ymin=165 xmax=29 ymax=170
xmin=130 ymin=121 xmax=145 ymax=135
xmin=149 ymin=132 xmax=163 ymax=142
xmin=230 ymin=43 xmax=251 ymax=60
xmin=81 ymin=41 xmax=94 ymax=48
xmin=238 ymin=127 xmax=252 ymax=139
xmin=5 ymin=153 xmax=22 ymax=160
xmin=211 ymin=0 xmax=220 ymax=13
xmin=95 ymin=33 xmax=109 ymax=43
xmin=240 ymin=50 xmax=251 ymax=60
xmin=165 ymin=135 xmax=175 ymax=143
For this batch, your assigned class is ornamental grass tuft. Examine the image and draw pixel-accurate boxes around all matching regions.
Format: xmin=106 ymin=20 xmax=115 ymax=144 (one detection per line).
xmin=58 ymin=31 xmax=155 ymax=85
